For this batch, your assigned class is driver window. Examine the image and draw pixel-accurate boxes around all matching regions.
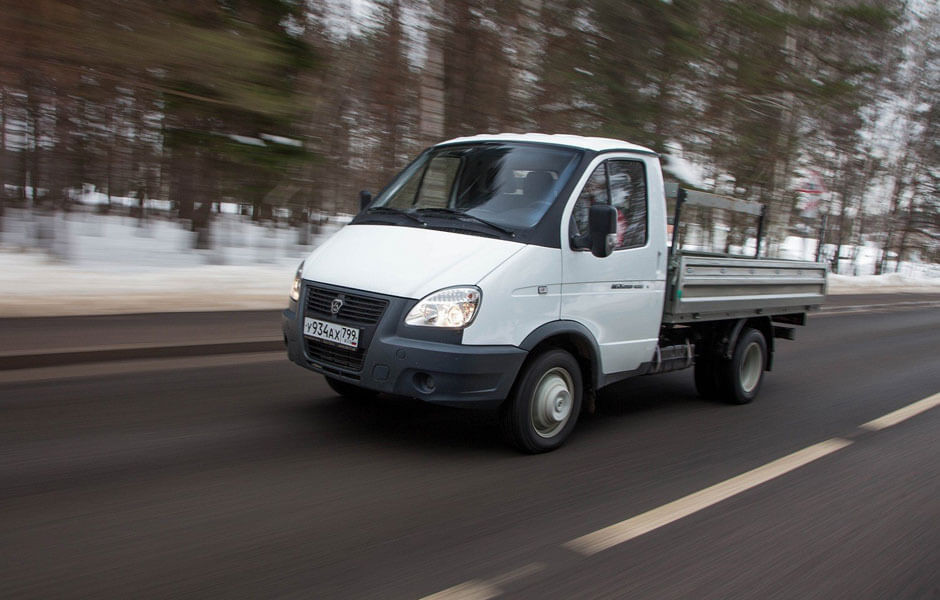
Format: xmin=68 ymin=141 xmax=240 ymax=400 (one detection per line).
xmin=608 ymin=160 xmax=647 ymax=249
xmin=570 ymin=163 xmax=608 ymax=239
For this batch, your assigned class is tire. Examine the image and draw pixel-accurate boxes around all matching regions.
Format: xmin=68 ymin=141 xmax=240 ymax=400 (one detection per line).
xmin=499 ymin=349 xmax=583 ymax=453
xmin=721 ymin=328 xmax=766 ymax=405
xmin=325 ymin=376 xmax=378 ymax=400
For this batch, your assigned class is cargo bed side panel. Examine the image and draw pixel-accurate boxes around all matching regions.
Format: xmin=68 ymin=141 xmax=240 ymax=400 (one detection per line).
xmin=663 ymin=253 xmax=827 ymax=323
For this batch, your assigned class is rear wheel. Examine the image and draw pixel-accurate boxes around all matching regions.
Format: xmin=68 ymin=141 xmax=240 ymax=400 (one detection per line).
xmin=721 ymin=328 xmax=766 ymax=404
xmin=325 ymin=376 xmax=378 ymax=400
xmin=500 ymin=349 xmax=583 ymax=453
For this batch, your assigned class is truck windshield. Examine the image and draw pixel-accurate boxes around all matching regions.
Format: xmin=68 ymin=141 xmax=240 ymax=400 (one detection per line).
xmin=366 ymin=143 xmax=581 ymax=233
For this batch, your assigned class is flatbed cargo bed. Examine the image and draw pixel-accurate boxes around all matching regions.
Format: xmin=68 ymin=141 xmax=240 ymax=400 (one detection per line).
xmin=663 ymin=184 xmax=827 ymax=324
xmin=663 ymin=251 xmax=827 ymax=323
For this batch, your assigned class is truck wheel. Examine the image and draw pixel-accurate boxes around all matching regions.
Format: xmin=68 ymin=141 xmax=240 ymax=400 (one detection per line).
xmin=499 ymin=349 xmax=582 ymax=453
xmin=722 ymin=328 xmax=766 ymax=405
xmin=325 ymin=376 xmax=378 ymax=401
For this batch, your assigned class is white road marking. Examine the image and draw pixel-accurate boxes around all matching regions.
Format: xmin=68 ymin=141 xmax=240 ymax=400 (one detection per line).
xmin=564 ymin=438 xmax=853 ymax=556
xmin=419 ymin=563 xmax=544 ymax=600
xmin=422 ymin=392 xmax=940 ymax=597
xmin=860 ymin=392 xmax=940 ymax=431
xmin=420 ymin=580 xmax=501 ymax=600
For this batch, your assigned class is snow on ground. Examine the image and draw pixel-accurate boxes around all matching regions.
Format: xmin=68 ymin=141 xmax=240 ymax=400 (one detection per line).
xmin=0 ymin=251 xmax=297 ymax=316
xmin=0 ymin=209 xmax=937 ymax=317
xmin=0 ymin=209 xmax=345 ymax=316
xmin=827 ymin=273 xmax=940 ymax=295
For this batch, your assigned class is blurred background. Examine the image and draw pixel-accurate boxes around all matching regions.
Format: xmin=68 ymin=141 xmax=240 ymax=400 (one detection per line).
xmin=0 ymin=0 xmax=937 ymax=313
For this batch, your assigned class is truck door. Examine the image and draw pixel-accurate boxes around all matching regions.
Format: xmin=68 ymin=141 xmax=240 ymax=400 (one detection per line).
xmin=561 ymin=155 xmax=666 ymax=376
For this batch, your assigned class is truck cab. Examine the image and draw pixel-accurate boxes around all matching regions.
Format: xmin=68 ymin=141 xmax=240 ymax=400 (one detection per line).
xmin=283 ymin=134 xmax=825 ymax=452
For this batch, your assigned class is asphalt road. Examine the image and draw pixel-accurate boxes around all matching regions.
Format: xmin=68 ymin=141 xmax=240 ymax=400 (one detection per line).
xmin=1 ymin=299 xmax=938 ymax=599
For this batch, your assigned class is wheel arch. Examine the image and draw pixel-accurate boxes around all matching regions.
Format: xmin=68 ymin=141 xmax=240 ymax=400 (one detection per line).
xmin=519 ymin=320 xmax=602 ymax=392
xmin=692 ymin=316 xmax=775 ymax=371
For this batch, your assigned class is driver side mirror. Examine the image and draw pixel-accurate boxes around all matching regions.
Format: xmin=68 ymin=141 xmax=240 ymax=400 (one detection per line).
xmin=588 ymin=204 xmax=617 ymax=258
xmin=359 ymin=190 xmax=372 ymax=213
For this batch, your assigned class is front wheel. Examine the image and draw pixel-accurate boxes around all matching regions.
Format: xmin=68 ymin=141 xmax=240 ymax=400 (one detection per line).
xmin=500 ymin=349 xmax=583 ymax=453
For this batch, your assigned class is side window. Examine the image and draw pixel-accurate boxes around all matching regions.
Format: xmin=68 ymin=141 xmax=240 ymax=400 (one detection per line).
xmin=608 ymin=160 xmax=647 ymax=249
xmin=570 ymin=163 xmax=608 ymax=239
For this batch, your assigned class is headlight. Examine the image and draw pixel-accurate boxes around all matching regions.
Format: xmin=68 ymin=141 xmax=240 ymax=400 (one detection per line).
xmin=405 ymin=286 xmax=481 ymax=328
xmin=289 ymin=261 xmax=304 ymax=302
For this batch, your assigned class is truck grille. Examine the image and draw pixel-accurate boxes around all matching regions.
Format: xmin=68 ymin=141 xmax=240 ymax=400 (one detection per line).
xmin=304 ymin=339 xmax=364 ymax=372
xmin=303 ymin=284 xmax=389 ymax=373
xmin=305 ymin=286 xmax=388 ymax=325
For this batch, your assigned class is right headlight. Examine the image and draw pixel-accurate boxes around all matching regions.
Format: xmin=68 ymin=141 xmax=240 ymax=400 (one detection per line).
xmin=405 ymin=286 xmax=481 ymax=329
xmin=289 ymin=261 xmax=304 ymax=302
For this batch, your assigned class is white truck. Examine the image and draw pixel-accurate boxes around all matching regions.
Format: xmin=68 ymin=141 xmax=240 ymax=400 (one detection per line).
xmin=283 ymin=134 xmax=826 ymax=452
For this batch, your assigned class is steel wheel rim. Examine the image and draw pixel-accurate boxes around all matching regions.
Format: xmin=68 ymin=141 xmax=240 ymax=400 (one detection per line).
xmin=739 ymin=342 xmax=763 ymax=393
xmin=531 ymin=367 xmax=574 ymax=438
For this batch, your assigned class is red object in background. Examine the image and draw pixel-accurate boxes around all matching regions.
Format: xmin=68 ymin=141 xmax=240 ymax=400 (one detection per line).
xmin=616 ymin=209 xmax=627 ymax=246
xmin=796 ymin=170 xmax=826 ymax=194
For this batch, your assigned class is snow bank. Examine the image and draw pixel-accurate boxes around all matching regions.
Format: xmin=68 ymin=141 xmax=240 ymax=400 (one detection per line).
xmin=827 ymin=273 xmax=940 ymax=295
xmin=0 ymin=209 xmax=339 ymax=316
xmin=0 ymin=251 xmax=296 ymax=316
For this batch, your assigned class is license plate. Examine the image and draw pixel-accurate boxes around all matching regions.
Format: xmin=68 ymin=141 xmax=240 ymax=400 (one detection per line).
xmin=303 ymin=317 xmax=360 ymax=349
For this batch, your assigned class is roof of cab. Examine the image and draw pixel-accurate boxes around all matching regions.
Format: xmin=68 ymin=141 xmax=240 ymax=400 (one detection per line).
xmin=436 ymin=133 xmax=656 ymax=155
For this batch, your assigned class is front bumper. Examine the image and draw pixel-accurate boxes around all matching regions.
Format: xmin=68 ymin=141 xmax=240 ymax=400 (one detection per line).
xmin=283 ymin=286 xmax=526 ymax=409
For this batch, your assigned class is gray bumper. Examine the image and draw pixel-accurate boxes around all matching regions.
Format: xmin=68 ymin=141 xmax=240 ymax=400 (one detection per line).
xmin=283 ymin=294 xmax=526 ymax=409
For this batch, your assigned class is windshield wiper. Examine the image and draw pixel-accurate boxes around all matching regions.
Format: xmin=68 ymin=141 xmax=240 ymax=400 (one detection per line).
xmin=363 ymin=206 xmax=427 ymax=227
xmin=415 ymin=208 xmax=515 ymax=238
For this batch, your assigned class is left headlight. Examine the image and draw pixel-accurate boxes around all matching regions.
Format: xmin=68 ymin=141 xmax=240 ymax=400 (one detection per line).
xmin=405 ymin=286 xmax=481 ymax=329
xmin=289 ymin=260 xmax=304 ymax=302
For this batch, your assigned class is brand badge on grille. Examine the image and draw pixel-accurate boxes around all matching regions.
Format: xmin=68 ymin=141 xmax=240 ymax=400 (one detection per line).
xmin=330 ymin=297 xmax=344 ymax=315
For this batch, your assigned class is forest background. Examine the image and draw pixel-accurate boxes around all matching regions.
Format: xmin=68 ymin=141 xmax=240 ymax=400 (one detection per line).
xmin=0 ymin=0 xmax=937 ymax=274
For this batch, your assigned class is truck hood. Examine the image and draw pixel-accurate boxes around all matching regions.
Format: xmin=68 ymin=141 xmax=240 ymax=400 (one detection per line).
xmin=300 ymin=224 xmax=525 ymax=299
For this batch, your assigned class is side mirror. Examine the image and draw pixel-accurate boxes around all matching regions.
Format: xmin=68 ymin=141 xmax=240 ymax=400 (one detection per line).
xmin=359 ymin=190 xmax=372 ymax=212
xmin=588 ymin=204 xmax=617 ymax=258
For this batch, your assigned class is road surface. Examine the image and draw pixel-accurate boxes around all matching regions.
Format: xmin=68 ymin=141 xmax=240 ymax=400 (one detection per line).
xmin=1 ymin=296 xmax=938 ymax=599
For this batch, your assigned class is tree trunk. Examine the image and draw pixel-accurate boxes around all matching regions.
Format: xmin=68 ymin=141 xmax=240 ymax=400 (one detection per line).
xmin=19 ymin=132 xmax=29 ymax=204
xmin=418 ymin=2 xmax=445 ymax=146
xmin=443 ymin=1 xmax=473 ymax=138
xmin=27 ymin=88 xmax=42 ymax=211
xmin=174 ymin=147 xmax=194 ymax=221
xmin=194 ymin=199 xmax=212 ymax=249
xmin=191 ymin=152 xmax=213 ymax=249
xmin=0 ymin=88 xmax=6 ymax=231
xmin=106 ymin=145 xmax=113 ymax=211
xmin=651 ymin=78 xmax=672 ymax=155
xmin=376 ymin=0 xmax=405 ymax=183
xmin=831 ymin=156 xmax=852 ymax=275
xmin=52 ymin=90 xmax=70 ymax=212
xmin=877 ymin=141 xmax=912 ymax=274
xmin=130 ymin=91 xmax=148 ymax=221
xmin=894 ymin=198 xmax=918 ymax=272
